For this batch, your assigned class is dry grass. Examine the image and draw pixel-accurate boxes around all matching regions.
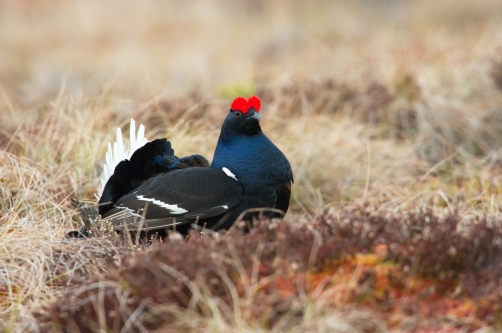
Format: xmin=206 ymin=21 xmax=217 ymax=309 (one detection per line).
xmin=1 ymin=0 xmax=502 ymax=331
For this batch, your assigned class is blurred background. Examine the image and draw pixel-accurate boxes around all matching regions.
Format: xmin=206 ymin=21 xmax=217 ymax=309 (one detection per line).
xmin=1 ymin=0 xmax=502 ymax=212
xmin=1 ymin=0 xmax=501 ymax=100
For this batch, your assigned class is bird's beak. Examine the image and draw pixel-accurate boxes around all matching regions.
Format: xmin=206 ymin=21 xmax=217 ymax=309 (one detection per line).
xmin=250 ymin=112 xmax=261 ymax=121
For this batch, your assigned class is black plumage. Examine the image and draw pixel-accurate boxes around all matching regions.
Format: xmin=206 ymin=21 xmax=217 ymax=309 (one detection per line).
xmin=98 ymin=138 xmax=209 ymax=215
xmin=92 ymin=96 xmax=292 ymax=236
xmin=106 ymin=167 xmax=243 ymax=230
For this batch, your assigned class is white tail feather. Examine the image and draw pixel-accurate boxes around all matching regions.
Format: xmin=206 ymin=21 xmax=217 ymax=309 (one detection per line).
xmin=95 ymin=119 xmax=149 ymax=200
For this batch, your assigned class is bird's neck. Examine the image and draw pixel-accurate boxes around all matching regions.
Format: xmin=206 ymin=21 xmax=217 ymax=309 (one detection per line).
xmin=211 ymin=132 xmax=270 ymax=177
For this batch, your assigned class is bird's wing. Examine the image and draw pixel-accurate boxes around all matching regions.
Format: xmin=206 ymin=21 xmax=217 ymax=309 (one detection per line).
xmin=103 ymin=167 xmax=243 ymax=230
xmin=274 ymin=180 xmax=292 ymax=216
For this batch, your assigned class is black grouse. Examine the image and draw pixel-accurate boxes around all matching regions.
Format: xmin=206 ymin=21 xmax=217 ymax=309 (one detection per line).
xmin=98 ymin=96 xmax=293 ymax=235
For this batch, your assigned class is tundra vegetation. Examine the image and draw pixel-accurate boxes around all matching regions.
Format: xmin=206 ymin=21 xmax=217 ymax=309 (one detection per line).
xmin=1 ymin=0 xmax=502 ymax=332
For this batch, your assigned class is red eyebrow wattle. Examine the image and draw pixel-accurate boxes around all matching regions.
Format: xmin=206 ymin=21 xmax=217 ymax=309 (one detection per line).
xmin=247 ymin=96 xmax=261 ymax=112
xmin=231 ymin=96 xmax=261 ymax=114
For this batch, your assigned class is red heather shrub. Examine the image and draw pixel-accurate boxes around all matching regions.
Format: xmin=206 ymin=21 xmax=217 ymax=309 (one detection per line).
xmin=39 ymin=207 xmax=502 ymax=332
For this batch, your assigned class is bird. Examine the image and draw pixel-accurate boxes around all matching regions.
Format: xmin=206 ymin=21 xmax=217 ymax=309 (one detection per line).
xmin=79 ymin=96 xmax=292 ymax=236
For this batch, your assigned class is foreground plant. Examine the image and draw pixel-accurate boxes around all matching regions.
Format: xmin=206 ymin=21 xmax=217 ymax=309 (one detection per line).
xmin=40 ymin=206 xmax=502 ymax=332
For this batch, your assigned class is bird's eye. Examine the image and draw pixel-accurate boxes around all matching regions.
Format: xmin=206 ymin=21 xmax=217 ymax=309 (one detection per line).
xmin=235 ymin=111 xmax=242 ymax=118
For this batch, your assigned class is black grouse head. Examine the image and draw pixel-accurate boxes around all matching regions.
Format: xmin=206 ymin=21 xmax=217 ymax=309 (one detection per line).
xmin=221 ymin=96 xmax=262 ymax=137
